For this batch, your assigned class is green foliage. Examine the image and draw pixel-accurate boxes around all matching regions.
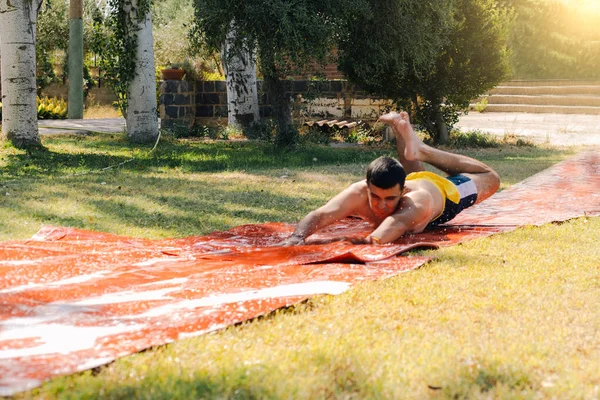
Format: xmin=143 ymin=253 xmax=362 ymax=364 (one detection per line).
xmin=475 ymin=96 xmax=489 ymax=113
xmin=410 ymin=0 xmax=510 ymax=143
xmin=191 ymin=0 xmax=369 ymax=149
xmin=340 ymin=0 xmax=510 ymax=144
xmin=345 ymin=127 xmax=380 ymax=145
xmin=300 ymin=127 xmax=331 ymax=145
xmin=507 ymin=0 xmax=600 ymax=79
xmin=36 ymin=0 xmax=69 ymax=91
xmin=37 ymin=96 xmax=68 ymax=120
xmin=153 ymin=0 xmax=200 ymax=69
xmin=273 ymin=124 xmax=300 ymax=150
xmin=88 ymin=0 xmax=152 ymax=116
xmin=244 ymin=120 xmax=277 ymax=141
xmin=430 ymin=129 xmax=501 ymax=148
xmin=338 ymin=0 xmax=454 ymax=100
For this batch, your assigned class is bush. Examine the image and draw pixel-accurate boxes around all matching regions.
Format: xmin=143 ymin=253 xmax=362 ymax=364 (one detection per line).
xmin=244 ymin=120 xmax=276 ymax=141
xmin=37 ymin=97 xmax=67 ymax=119
xmin=475 ymin=97 xmax=488 ymax=113
xmin=344 ymin=125 xmax=382 ymax=146
xmin=425 ymin=129 xmax=500 ymax=148
xmin=300 ymin=126 xmax=330 ymax=145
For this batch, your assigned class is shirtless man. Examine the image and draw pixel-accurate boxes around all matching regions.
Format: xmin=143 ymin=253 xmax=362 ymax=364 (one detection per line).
xmin=278 ymin=111 xmax=500 ymax=245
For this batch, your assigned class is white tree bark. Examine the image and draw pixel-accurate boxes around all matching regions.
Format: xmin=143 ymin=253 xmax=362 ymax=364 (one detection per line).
xmin=0 ymin=35 xmax=3 ymax=96
xmin=0 ymin=0 xmax=42 ymax=148
xmin=222 ymin=21 xmax=259 ymax=129
xmin=126 ymin=2 xmax=158 ymax=143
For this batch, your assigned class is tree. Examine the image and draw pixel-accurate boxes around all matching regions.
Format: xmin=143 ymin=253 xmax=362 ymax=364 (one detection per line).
xmin=36 ymin=0 xmax=68 ymax=92
xmin=505 ymin=0 xmax=600 ymax=80
xmin=408 ymin=0 xmax=510 ymax=142
xmin=0 ymin=0 xmax=43 ymax=149
xmin=192 ymin=0 xmax=368 ymax=148
xmin=68 ymin=0 xmax=84 ymax=119
xmin=338 ymin=0 xmax=455 ymax=103
xmin=94 ymin=0 xmax=158 ymax=143
xmin=124 ymin=0 xmax=158 ymax=143
xmin=339 ymin=0 xmax=510 ymax=144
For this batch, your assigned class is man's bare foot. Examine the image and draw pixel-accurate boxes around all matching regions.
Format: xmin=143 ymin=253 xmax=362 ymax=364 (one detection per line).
xmin=377 ymin=111 xmax=401 ymax=125
xmin=379 ymin=111 xmax=423 ymax=161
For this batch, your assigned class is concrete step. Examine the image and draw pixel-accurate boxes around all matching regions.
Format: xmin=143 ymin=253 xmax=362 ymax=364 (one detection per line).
xmin=490 ymin=85 xmax=600 ymax=96
xmin=468 ymin=104 xmax=600 ymax=115
xmin=484 ymin=94 xmax=600 ymax=107
xmin=499 ymin=80 xmax=600 ymax=87
xmin=473 ymin=80 xmax=600 ymax=113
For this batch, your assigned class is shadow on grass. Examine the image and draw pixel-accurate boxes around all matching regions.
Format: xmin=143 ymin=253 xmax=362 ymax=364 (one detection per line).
xmin=42 ymin=351 xmax=382 ymax=400
xmin=1 ymin=134 xmax=386 ymax=181
xmin=436 ymin=362 xmax=534 ymax=398
xmin=0 ymin=172 xmax=315 ymax=239
xmin=1 ymin=133 xmax=573 ymax=182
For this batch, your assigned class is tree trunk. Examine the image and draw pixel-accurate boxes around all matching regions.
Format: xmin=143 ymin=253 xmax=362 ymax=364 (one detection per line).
xmin=0 ymin=38 xmax=2 ymax=95
xmin=67 ymin=0 xmax=84 ymax=119
xmin=413 ymin=93 xmax=436 ymax=142
xmin=0 ymin=0 xmax=42 ymax=148
xmin=434 ymin=103 xmax=449 ymax=144
xmin=125 ymin=1 xmax=158 ymax=144
xmin=260 ymin=54 xmax=295 ymax=149
xmin=222 ymin=21 xmax=259 ymax=130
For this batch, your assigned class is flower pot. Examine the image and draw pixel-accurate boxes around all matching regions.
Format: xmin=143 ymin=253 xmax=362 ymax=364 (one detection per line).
xmin=161 ymin=68 xmax=186 ymax=81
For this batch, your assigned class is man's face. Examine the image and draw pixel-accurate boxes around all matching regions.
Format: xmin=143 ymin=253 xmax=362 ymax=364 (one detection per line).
xmin=367 ymin=183 xmax=403 ymax=218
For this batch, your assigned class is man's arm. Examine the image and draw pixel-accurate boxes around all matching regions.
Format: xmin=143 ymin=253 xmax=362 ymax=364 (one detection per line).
xmin=366 ymin=191 xmax=434 ymax=244
xmin=277 ymin=183 xmax=365 ymax=246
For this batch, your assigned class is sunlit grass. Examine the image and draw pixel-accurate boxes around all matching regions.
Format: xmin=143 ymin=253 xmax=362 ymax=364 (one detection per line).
xmin=2 ymin=134 xmax=599 ymax=398
xmin=83 ymin=103 xmax=123 ymax=119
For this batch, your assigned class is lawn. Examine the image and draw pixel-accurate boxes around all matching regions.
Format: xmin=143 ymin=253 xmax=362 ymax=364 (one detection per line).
xmin=1 ymin=133 xmax=599 ymax=399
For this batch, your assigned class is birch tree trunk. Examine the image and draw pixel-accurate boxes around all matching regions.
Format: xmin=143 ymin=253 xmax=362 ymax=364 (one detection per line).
xmin=0 ymin=39 xmax=3 ymax=95
xmin=222 ymin=22 xmax=259 ymax=130
xmin=0 ymin=0 xmax=42 ymax=148
xmin=126 ymin=1 xmax=158 ymax=144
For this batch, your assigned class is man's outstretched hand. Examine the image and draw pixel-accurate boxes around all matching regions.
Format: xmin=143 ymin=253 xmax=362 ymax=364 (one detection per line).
xmin=274 ymin=235 xmax=305 ymax=247
xmin=274 ymin=235 xmax=374 ymax=246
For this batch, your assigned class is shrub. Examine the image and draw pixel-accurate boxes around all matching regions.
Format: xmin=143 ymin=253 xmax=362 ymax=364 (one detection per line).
xmin=425 ymin=129 xmax=500 ymax=148
xmin=244 ymin=120 xmax=276 ymax=141
xmin=37 ymin=97 xmax=67 ymax=119
xmin=475 ymin=96 xmax=488 ymax=113
xmin=300 ymin=126 xmax=330 ymax=145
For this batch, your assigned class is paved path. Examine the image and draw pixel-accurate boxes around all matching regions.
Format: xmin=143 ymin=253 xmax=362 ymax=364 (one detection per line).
xmin=38 ymin=118 xmax=126 ymax=135
xmin=456 ymin=112 xmax=600 ymax=146
xmin=38 ymin=113 xmax=600 ymax=147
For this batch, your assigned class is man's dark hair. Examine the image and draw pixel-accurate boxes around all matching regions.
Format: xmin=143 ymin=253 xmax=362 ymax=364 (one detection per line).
xmin=366 ymin=156 xmax=406 ymax=189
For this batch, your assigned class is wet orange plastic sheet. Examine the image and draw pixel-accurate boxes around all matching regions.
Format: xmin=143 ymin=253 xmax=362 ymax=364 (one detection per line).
xmin=0 ymin=225 xmax=434 ymax=395
xmin=1 ymin=150 xmax=599 ymax=395
xmin=449 ymin=150 xmax=600 ymax=226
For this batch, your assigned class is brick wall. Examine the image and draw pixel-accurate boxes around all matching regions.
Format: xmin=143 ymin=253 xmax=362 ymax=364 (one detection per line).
xmin=159 ymin=79 xmax=392 ymax=129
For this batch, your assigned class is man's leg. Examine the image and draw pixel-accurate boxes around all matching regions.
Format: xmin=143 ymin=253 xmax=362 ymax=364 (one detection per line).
xmin=379 ymin=111 xmax=500 ymax=203
xmin=391 ymin=126 xmax=424 ymax=174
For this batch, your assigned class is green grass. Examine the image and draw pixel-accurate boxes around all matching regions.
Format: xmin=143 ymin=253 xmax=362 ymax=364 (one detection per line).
xmin=2 ymin=134 xmax=599 ymax=399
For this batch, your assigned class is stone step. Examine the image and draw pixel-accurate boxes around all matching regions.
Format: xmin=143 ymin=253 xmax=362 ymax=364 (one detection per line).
xmin=499 ymin=80 xmax=600 ymax=87
xmin=468 ymin=104 xmax=600 ymax=115
xmin=483 ymin=94 xmax=600 ymax=107
xmin=490 ymin=85 xmax=600 ymax=95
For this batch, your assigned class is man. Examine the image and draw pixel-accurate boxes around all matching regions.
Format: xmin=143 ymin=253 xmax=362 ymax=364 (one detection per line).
xmin=278 ymin=111 xmax=500 ymax=246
